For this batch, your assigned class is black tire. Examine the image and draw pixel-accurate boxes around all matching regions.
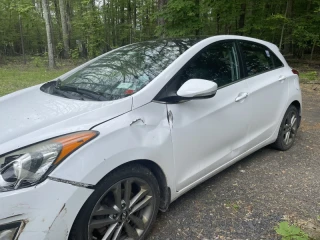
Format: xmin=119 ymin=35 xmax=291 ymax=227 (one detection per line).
xmin=272 ymin=105 xmax=299 ymax=151
xmin=69 ymin=163 xmax=160 ymax=240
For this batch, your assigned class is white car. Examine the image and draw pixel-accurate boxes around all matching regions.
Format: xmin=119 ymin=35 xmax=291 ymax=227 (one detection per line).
xmin=0 ymin=35 xmax=301 ymax=240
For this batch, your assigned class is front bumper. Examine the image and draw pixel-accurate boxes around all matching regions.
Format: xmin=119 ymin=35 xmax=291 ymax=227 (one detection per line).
xmin=0 ymin=179 xmax=93 ymax=240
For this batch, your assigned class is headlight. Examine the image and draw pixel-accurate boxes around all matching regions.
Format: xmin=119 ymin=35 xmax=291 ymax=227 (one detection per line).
xmin=0 ymin=131 xmax=98 ymax=192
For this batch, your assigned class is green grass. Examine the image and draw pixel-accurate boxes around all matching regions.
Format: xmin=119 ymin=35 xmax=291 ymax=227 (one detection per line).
xmin=275 ymin=221 xmax=309 ymax=240
xmin=300 ymin=71 xmax=319 ymax=82
xmin=287 ymin=61 xmax=320 ymax=82
xmin=0 ymin=65 xmax=74 ymax=97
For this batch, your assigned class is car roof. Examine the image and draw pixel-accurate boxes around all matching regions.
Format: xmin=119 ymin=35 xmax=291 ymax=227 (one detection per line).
xmin=204 ymin=35 xmax=279 ymax=51
xmin=140 ymin=35 xmax=279 ymax=53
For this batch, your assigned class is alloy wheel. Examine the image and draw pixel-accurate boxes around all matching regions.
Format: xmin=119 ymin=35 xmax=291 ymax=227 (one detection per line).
xmin=88 ymin=178 xmax=155 ymax=240
xmin=283 ymin=110 xmax=298 ymax=146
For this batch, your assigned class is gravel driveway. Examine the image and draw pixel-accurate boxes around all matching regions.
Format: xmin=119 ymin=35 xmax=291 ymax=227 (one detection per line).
xmin=149 ymin=84 xmax=320 ymax=240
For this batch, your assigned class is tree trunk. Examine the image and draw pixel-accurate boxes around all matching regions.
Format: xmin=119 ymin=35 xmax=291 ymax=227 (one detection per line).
xmin=279 ymin=0 xmax=289 ymax=50
xmin=283 ymin=0 xmax=293 ymax=54
xmin=59 ymin=0 xmax=70 ymax=58
xmin=145 ymin=4 xmax=149 ymax=39
xmin=246 ymin=0 xmax=253 ymax=34
xmin=195 ymin=0 xmax=200 ymax=36
xmin=103 ymin=0 xmax=109 ymax=49
xmin=19 ymin=14 xmax=26 ymax=64
xmin=216 ymin=13 xmax=220 ymax=34
xmin=128 ymin=0 xmax=132 ymax=43
xmin=120 ymin=0 xmax=125 ymax=45
xmin=307 ymin=0 xmax=313 ymax=11
xmin=133 ymin=0 xmax=137 ymax=31
xmin=310 ymin=39 xmax=317 ymax=60
xmin=238 ymin=3 xmax=246 ymax=32
xmin=157 ymin=0 xmax=167 ymax=37
xmin=42 ymin=0 xmax=56 ymax=69
xmin=35 ymin=0 xmax=43 ymax=17
xmin=53 ymin=0 xmax=62 ymax=41
xmin=66 ymin=0 xmax=72 ymax=44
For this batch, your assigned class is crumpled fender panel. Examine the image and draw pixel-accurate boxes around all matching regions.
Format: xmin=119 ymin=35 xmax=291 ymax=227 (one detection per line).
xmin=49 ymin=102 xmax=175 ymax=195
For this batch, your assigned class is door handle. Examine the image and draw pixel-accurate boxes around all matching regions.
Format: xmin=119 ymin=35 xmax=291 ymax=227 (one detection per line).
xmin=235 ymin=92 xmax=248 ymax=102
xmin=278 ymin=75 xmax=286 ymax=82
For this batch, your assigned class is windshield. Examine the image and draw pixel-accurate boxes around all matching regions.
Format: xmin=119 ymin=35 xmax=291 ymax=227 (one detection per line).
xmin=56 ymin=39 xmax=199 ymax=101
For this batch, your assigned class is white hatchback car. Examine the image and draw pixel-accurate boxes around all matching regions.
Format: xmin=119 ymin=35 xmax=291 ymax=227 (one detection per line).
xmin=0 ymin=35 xmax=301 ymax=240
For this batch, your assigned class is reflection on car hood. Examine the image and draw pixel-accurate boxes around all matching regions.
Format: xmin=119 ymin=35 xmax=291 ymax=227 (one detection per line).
xmin=0 ymin=85 xmax=132 ymax=154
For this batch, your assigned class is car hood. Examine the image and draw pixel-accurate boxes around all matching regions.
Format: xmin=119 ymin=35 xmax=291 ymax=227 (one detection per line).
xmin=0 ymin=85 xmax=132 ymax=155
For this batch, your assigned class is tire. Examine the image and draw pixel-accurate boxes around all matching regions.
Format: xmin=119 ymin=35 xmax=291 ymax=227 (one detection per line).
xmin=272 ymin=105 xmax=299 ymax=151
xmin=69 ymin=163 xmax=160 ymax=240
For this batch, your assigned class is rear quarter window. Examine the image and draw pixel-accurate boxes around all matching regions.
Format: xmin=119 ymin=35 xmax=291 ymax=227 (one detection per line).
xmin=270 ymin=51 xmax=284 ymax=68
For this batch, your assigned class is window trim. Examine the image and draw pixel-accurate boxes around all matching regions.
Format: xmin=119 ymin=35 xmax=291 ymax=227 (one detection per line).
xmin=236 ymin=40 xmax=285 ymax=79
xmin=153 ymin=40 xmax=246 ymax=103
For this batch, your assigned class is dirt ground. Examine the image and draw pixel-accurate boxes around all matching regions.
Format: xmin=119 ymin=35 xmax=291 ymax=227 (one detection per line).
xmin=149 ymin=84 xmax=320 ymax=240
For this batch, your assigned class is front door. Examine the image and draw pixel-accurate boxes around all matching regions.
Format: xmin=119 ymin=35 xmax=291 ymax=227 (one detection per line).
xmin=165 ymin=41 xmax=251 ymax=191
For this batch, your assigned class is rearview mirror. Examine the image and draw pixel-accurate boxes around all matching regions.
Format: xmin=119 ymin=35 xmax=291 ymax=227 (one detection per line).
xmin=177 ymin=79 xmax=218 ymax=99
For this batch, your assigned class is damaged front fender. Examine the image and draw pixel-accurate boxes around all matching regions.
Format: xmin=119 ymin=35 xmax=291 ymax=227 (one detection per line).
xmin=49 ymin=102 xmax=175 ymax=198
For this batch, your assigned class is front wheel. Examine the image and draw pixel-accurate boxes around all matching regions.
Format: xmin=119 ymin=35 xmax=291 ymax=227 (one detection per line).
xmin=272 ymin=105 xmax=299 ymax=151
xmin=69 ymin=164 xmax=160 ymax=240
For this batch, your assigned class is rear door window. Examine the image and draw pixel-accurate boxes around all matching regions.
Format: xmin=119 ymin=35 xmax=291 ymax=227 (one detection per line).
xmin=239 ymin=41 xmax=282 ymax=77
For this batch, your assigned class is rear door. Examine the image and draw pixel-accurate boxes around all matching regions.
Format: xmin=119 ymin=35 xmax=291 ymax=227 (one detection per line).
xmin=238 ymin=41 xmax=288 ymax=149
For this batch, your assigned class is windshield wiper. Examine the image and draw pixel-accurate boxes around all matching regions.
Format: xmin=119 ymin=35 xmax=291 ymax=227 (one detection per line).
xmin=55 ymin=82 xmax=108 ymax=101
xmin=52 ymin=87 xmax=84 ymax=100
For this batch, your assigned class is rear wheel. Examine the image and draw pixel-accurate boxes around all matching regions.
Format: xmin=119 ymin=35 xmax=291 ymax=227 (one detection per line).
xmin=69 ymin=164 xmax=160 ymax=240
xmin=272 ymin=105 xmax=299 ymax=151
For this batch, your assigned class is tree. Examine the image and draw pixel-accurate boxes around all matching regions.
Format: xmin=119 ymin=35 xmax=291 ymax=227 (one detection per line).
xmin=157 ymin=0 xmax=167 ymax=37
xmin=0 ymin=0 xmax=320 ymax=63
xmin=42 ymin=0 xmax=56 ymax=69
xmin=59 ymin=0 xmax=70 ymax=58
xmin=18 ymin=14 xmax=26 ymax=64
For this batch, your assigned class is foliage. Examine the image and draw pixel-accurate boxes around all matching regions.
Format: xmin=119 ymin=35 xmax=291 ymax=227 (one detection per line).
xmin=275 ymin=221 xmax=309 ymax=240
xmin=0 ymin=0 xmax=320 ymax=66
xmin=155 ymin=0 xmax=202 ymax=37
xmin=70 ymin=48 xmax=80 ymax=61
xmin=31 ymin=56 xmax=45 ymax=68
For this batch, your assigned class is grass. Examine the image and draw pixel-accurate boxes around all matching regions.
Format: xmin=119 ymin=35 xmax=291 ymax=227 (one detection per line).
xmin=0 ymin=56 xmax=84 ymax=97
xmin=287 ymin=61 xmax=320 ymax=83
xmin=275 ymin=221 xmax=309 ymax=240
xmin=0 ymin=64 xmax=75 ymax=97
xmin=300 ymin=71 xmax=318 ymax=82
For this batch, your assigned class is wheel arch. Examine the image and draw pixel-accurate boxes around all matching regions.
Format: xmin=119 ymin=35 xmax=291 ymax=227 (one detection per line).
xmin=271 ymin=98 xmax=302 ymax=145
xmin=290 ymin=100 xmax=302 ymax=127
xmin=95 ymin=159 xmax=171 ymax=212
xmin=291 ymin=100 xmax=301 ymax=114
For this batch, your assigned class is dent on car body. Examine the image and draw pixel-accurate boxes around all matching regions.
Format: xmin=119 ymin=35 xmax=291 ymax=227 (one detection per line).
xmin=130 ymin=118 xmax=146 ymax=126
xmin=49 ymin=101 xmax=175 ymax=191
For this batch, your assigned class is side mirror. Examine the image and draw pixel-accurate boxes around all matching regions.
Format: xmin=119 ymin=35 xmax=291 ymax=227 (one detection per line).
xmin=177 ymin=79 xmax=218 ymax=100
